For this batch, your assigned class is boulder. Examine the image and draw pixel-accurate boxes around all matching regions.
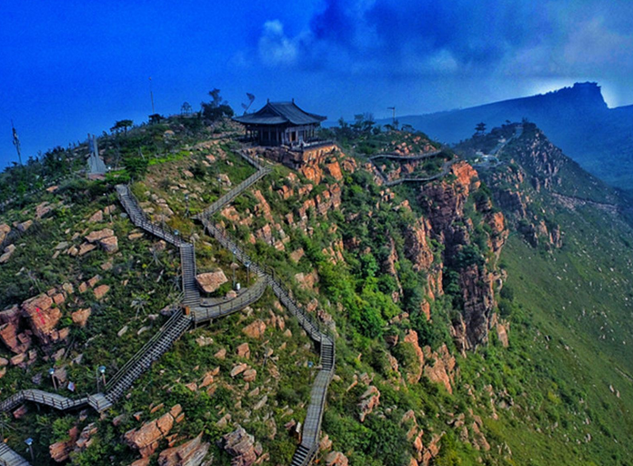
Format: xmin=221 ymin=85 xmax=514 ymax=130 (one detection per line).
xmin=22 ymin=294 xmax=61 ymax=344
xmin=17 ymin=220 xmax=33 ymax=232
xmin=49 ymin=429 xmax=78 ymax=462
xmin=0 ymin=223 xmax=10 ymax=243
xmin=157 ymin=433 xmax=210 ymax=466
xmin=236 ymin=343 xmax=250 ymax=359
xmin=85 ymin=228 xmax=115 ymax=243
xmin=99 ymin=236 xmax=119 ymax=253
xmin=242 ymin=320 xmax=266 ymax=339
xmin=124 ymin=404 xmax=183 ymax=458
xmin=358 ymin=386 xmax=381 ymax=422
xmin=88 ymin=210 xmax=103 ymax=223
xmin=0 ymin=245 xmax=16 ymax=264
xmin=195 ymin=270 xmax=228 ymax=293
xmin=230 ymin=363 xmax=248 ymax=377
xmin=93 ymin=285 xmax=110 ymax=300
xmin=13 ymin=404 xmax=27 ymax=419
xmin=35 ymin=202 xmax=53 ymax=219
xmin=130 ymin=459 xmax=151 ymax=466
xmin=0 ymin=322 xmax=25 ymax=353
xmin=78 ymin=243 xmax=97 ymax=256
xmin=71 ymin=308 xmax=91 ymax=327
xmin=221 ymin=426 xmax=259 ymax=466
xmin=199 ymin=372 xmax=214 ymax=389
xmin=326 ymin=451 xmax=349 ymax=466
xmin=242 ymin=369 xmax=257 ymax=383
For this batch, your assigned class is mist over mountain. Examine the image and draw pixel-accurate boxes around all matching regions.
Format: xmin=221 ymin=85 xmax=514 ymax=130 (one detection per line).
xmin=394 ymin=83 xmax=633 ymax=192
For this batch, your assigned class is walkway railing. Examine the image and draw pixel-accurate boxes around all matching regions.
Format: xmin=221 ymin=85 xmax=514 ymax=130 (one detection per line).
xmin=194 ymin=165 xmax=271 ymax=220
xmin=192 ymin=275 xmax=268 ymax=323
xmin=115 ymin=185 xmax=189 ymax=247
xmin=368 ymin=149 xmax=443 ymax=161
xmin=105 ymin=309 xmax=192 ymax=402
xmin=0 ymin=390 xmax=88 ymax=414
xmin=196 ymin=159 xmax=336 ymax=466
xmin=2 ymin=147 xmax=334 ymax=466
xmin=0 ymin=443 xmax=31 ymax=466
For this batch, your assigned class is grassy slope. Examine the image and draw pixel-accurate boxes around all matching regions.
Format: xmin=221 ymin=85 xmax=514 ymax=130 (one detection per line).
xmin=456 ymin=124 xmax=633 ymax=465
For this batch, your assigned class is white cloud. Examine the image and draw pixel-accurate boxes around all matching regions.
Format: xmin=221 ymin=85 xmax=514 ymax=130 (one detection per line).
xmin=563 ymin=17 xmax=633 ymax=71
xmin=258 ymin=20 xmax=299 ymax=66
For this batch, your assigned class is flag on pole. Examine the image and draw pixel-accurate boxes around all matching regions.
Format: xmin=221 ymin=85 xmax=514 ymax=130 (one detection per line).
xmin=11 ymin=122 xmax=19 ymax=147
xmin=11 ymin=120 xmax=22 ymax=165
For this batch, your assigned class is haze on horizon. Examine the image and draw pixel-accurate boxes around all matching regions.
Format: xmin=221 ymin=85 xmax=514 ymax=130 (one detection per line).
xmin=1 ymin=0 xmax=632 ymax=167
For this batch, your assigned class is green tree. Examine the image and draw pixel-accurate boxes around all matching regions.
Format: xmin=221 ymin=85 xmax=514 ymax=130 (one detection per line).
xmin=122 ymin=154 xmax=148 ymax=180
xmin=111 ymin=119 xmax=133 ymax=135
xmin=475 ymin=122 xmax=486 ymax=136
xmin=201 ymin=88 xmax=234 ymax=122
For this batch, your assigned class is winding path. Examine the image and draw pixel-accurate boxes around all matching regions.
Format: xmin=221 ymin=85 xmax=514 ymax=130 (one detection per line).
xmin=0 ymin=149 xmax=334 ymax=466
xmin=368 ymin=150 xmax=454 ymax=186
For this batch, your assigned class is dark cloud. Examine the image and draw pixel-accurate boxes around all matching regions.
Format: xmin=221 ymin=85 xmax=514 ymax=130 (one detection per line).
xmin=256 ymin=0 xmax=633 ymax=84
xmin=304 ymin=0 xmax=554 ymax=74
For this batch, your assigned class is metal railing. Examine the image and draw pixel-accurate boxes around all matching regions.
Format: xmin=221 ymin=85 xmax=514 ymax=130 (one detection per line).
xmin=105 ymin=309 xmax=190 ymax=393
xmin=368 ymin=149 xmax=443 ymax=161
xmin=193 ymin=275 xmax=268 ymax=323
xmin=194 ymin=167 xmax=271 ymax=220
xmin=0 ymin=442 xmax=31 ymax=466
xmin=116 ymin=184 xmax=189 ymax=247
xmin=0 ymin=390 xmax=88 ymax=413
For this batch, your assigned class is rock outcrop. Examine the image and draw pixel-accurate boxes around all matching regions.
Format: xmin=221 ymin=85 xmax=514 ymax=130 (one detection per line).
xmin=124 ymin=404 xmax=184 ymax=458
xmin=221 ymin=426 xmax=261 ymax=466
xmin=157 ymin=433 xmax=210 ymax=466
xmin=196 ymin=270 xmax=228 ymax=293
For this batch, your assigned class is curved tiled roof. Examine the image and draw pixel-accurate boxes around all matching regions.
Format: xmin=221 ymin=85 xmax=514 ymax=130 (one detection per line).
xmin=234 ymin=101 xmax=326 ymax=126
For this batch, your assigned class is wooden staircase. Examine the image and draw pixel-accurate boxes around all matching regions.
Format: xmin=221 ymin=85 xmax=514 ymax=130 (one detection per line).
xmin=200 ymin=200 xmax=336 ymax=466
xmin=0 ymin=443 xmax=31 ymax=466
xmin=194 ymin=164 xmax=271 ymax=220
xmin=0 ymin=150 xmax=333 ymax=466
xmin=180 ymin=244 xmax=200 ymax=306
xmin=105 ymin=310 xmax=191 ymax=404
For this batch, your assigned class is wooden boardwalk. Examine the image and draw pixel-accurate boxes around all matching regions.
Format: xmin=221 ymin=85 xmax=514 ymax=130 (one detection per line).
xmin=368 ymin=149 xmax=443 ymax=161
xmin=0 ymin=443 xmax=31 ymax=466
xmin=197 ymin=152 xmax=336 ymax=466
xmin=0 ymin=149 xmax=333 ymax=466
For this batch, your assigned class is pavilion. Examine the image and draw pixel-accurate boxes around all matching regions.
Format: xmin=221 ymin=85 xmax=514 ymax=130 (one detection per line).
xmin=233 ymin=100 xmax=326 ymax=147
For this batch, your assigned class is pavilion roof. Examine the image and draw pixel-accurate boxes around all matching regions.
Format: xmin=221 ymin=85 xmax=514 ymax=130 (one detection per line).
xmin=233 ymin=101 xmax=326 ymax=126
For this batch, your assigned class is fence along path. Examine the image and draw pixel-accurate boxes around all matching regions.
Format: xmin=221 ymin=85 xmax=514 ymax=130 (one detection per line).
xmin=197 ymin=151 xmax=336 ymax=466
xmin=0 ymin=443 xmax=31 ymax=466
xmin=0 ymin=150 xmax=331 ymax=466
xmin=194 ymin=162 xmax=271 ymax=220
xmin=115 ymin=184 xmax=200 ymax=306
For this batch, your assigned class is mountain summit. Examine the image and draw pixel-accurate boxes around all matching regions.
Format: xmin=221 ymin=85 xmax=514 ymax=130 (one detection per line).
xmin=398 ymin=82 xmax=633 ymax=192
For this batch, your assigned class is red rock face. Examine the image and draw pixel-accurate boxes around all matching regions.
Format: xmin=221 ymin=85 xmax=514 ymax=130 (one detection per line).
xmin=21 ymin=294 xmax=61 ymax=345
xmin=124 ymin=405 xmax=184 ymax=458
xmin=222 ymin=426 xmax=260 ymax=466
xmin=403 ymin=330 xmax=425 ymax=384
xmin=404 ymin=218 xmax=434 ymax=272
xmin=416 ymin=161 xmax=507 ymax=348
xmin=157 ymin=432 xmax=210 ymax=466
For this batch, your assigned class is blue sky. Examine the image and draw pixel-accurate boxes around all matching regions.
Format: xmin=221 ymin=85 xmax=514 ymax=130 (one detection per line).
xmin=1 ymin=0 xmax=632 ymax=167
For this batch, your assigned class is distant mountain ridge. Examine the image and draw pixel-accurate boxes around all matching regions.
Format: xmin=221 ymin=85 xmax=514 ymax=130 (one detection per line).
xmin=392 ymin=82 xmax=633 ymax=192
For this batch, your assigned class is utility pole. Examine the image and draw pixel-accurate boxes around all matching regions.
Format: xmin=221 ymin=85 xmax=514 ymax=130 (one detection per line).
xmin=149 ymin=77 xmax=155 ymax=114
xmin=11 ymin=120 xmax=22 ymax=165
xmin=387 ymin=107 xmax=396 ymax=126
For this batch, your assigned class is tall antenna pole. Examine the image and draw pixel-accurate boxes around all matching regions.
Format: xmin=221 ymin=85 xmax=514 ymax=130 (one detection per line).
xmin=387 ymin=106 xmax=396 ymax=126
xmin=11 ymin=120 xmax=22 ymax=165
xmin=149 ymin=77 xmax=155 ymax=114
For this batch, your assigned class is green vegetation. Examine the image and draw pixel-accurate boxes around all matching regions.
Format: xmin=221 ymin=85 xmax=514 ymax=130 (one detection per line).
xmin=1 ymin=109 xmax=633 ymax=466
